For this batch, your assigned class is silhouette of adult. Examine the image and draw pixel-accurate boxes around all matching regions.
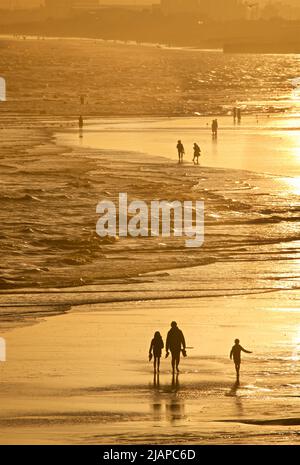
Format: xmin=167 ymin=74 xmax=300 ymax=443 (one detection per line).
xmin=212 ymin=119 xmax=218 ymax=138
xmin=176 ymin=140 xmax=185 ymax=163
xmin=166 ymin=321 xmax=186 ymax=374
xmin=230 ymin=338 xmax=252 ymax=384
xmin=193 ymin=143 xmax=201 ymax=165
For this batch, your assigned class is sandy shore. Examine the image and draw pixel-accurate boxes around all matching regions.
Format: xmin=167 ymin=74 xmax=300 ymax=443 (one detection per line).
xmin=0 ymin=36 xmax=300 ymax=444
xmin=0 ymin=284 xmax=300 ymax=445
xmin=0 ymin=115 xmax=299 ymax=444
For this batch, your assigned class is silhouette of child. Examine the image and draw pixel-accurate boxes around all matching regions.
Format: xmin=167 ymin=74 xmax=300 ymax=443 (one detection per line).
xmin=193 ymin=143 xmax=201 ymax=164
xmin=230 ymin=338 xmax=252 ymax=384
xmin=149 ymin=331 xmax=164 ymax=374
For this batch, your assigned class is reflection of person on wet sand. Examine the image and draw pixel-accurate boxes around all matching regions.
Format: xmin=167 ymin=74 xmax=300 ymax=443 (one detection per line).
xmin=153 ymin=372 xmax=160 ymax=388
xmin=230 ymin=339 xmax=252 ymax=384
xmin=166 ymin=374 xmax=184 ymax=423
xmin=166 ymin=321 xmax=186 ymax=374
xmin=172 ymin=373 xmax=179 ymax=390
xmin=149 ymin=331 xmax=164 ymax=374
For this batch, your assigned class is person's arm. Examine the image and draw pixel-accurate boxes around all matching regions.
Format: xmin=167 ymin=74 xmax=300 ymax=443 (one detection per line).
xmin=166 ymin=333 xmax=170 ymax=354
xmin=241 ymin=346 xmax=252 ymax=354
xmin=149 ymin=340 xmax=153 ymax=355
xmin=230 ymin=347 xmax=233 ymax=359
xmin=181 ymin=331 xmax=186 ymax=350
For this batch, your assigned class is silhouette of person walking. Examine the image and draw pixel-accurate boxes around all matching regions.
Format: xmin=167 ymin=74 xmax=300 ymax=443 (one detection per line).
xmin=166 ymin=321 xmax=186 ymax=374
xmin=193 ymin=143 xmax=201 ymax=165
xmin=237 ymin=108 xmax=242 ymax=123
xmin=230 ymin=339 xmax=252 ymax=384
xmin=149 ymin=331 xmax=164 ymax=374
xmin=78 ymin=115 xmax=84 ymax=138
xmin=177 ymin=140 xmax=185 ymax=163
xmin=233 ymin=107 xmax=237 ymax=121
xmin=212 ymin=119 xmax=218 ymax=138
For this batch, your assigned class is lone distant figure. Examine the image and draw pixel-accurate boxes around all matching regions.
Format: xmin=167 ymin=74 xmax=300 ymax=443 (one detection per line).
xmin=149 ymin=331 xmax=164 ymax=374
xmin=212 ymin=119 xmax=218 ymax=138
xmin=177 ymin=140 xmax=185 ymax=163
xmin=166 ymin=321 xmax=186 ymax=374
xmin=230 ymin=339 xmax=252 ymax=384
xmin=79 ymin=115 xmax=84 ymax=129
xmin=193 ymin=143 xmax=201 ymax=165
xmin=233 ymin=107 xmax=237 ymax=121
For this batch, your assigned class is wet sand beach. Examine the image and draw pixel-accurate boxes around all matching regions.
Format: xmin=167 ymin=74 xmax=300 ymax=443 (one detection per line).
xmin=0 ymin=289 xmax=300 ymax=444
xmin=1 ymin=118 xmax=300 ymax=444
xmin=0 ymin=37 xmax=300 ymax=444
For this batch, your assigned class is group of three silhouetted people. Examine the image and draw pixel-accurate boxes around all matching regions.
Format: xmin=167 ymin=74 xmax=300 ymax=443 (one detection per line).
xmin=149 ymin=322 xmax=252 ymax=383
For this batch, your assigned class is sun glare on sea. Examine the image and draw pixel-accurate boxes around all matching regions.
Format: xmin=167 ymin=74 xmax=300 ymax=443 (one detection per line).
xmin=292 ymin=325 xmax=300 ymax=362
xmin=284 ymin=176 xmax=300 ymax=196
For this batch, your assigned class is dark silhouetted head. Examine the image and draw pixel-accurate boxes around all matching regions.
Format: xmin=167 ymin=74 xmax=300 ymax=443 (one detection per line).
xmin=235 ymin=339 xmax=240 ymax=344
xmin=171 ymin=321 xmax=177 ymax=328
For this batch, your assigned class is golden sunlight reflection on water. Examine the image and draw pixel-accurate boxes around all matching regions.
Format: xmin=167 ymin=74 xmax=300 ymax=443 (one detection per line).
xmin=292 ymin=325 xmax=300 ymax=362
xmin=282 ymin=176 xmax=300 ymax=195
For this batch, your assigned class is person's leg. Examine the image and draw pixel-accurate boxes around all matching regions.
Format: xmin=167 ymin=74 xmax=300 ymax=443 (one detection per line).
xmin=235 ymin=362 xmax=240 ymax=383
xmin=154 ymin=356 xmax=157 ymax=373
xmin=157 ymin=357 xmax=160 ymax=373
xmin=171 ymin=353 xmax=176 ymax=373
xmin=175 ymin=352 xmax=181 ymax=373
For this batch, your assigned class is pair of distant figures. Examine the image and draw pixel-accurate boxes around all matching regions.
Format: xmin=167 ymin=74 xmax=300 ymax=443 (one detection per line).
xmin=177 ymin=141 xmax=201 ymax=165
xmin=149 ymin=322 xmax=252 ymax=384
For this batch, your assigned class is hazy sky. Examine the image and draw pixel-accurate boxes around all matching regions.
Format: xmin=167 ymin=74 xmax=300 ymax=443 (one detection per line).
xmin=2 ymin=0 xmax=299 ymax=11
xmin=0 ymin=0 xmax=160 ymax=6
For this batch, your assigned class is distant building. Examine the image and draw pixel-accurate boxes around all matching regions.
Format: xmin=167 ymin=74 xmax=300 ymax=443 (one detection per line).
xmin=160 ymin=0 xmax=247 ymax=20
xmin=45 ymin=0 xmax=73 ymax=18
xmin=203 ymin=0 xmax=247 ymax=20
xmin=72 ymin=0 xmax=99 ymax=10
xmin=45 ymin=0 xmax=99 ymax=18
xmin=161 ymin=0 xmax=200 ymax=16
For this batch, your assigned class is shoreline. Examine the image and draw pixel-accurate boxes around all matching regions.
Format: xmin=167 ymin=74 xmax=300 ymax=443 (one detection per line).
xmin=0 ymin=121 xmax=299 ymax=444
xmin=1 ymin=115 xmax=300 ymax=335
